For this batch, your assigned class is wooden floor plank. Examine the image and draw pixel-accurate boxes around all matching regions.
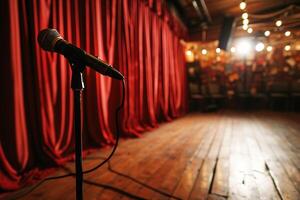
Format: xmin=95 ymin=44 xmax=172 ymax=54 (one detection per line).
xmin=228 ymin=114 xmax=260 ymax=200
xmin=251 ymin=113 xmax=300 ymax=200
xmin=262 ymin=118 xmax=300 ymax=191
xmin=128 ymin=115 xmax=221 ymax=200
xmin=244 ymin=117 xmax=281 ymax=200
xmin=136 ymin=125 xmax=205 ymax=199
xmin=210 ymin=115 xmax=232 ymax=198
xmin=188 ymin=113 xmax=226 ymax=200
xmin=146 ymin=115 xmax=222 ymax=200
xmin=171 ymin=118 xmax=218 ymax=200
xmin=4 ymin=111 xmax=300 ymax=200
xmin=95 ymin=117 xmax=200 ymax=199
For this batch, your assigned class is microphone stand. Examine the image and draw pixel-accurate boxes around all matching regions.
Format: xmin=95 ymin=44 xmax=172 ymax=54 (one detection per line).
xmin=70 ymin=62 xmax=85 ymax=200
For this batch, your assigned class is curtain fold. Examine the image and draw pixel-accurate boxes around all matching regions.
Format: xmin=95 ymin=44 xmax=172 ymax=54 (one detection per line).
xmin=0 ymin=0 xmax=187 ymax=191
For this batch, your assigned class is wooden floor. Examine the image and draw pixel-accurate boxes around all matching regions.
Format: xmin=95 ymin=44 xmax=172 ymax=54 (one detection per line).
xmin=7 ymin=111 xmax=300 ymax=200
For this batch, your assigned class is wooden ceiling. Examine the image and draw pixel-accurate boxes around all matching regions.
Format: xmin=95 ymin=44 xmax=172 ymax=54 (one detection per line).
xmin=169 ymin=0 xmax=300 ymax=41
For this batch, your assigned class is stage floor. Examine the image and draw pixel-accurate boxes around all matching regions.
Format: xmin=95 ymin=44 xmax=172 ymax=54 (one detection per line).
xmin=8 ymin=111 xmax=300 ymax=200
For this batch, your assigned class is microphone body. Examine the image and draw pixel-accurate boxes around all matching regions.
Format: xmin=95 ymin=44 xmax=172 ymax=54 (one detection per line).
xmin=38 ymin=29 xmax=124 ymax=80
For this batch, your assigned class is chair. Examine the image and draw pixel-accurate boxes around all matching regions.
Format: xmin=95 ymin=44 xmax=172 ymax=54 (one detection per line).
xmin=235 ymin=82 xmax=251 ymax=109
xmin=188 ymin=82 xmax=204 ymax=111
xmin=251 ymin=83 xmax=268 ymax=109
xmin=268 ymin=81 xmax=289 ymax=110
xmin=207 ymin=82 xmax=226 ymax=109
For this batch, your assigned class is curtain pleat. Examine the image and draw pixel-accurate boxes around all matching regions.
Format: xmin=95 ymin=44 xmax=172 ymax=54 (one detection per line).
xmin=0 ymin=0 xmax=187 ymax=191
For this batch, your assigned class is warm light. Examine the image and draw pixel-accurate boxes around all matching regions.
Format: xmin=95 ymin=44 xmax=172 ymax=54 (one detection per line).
xmin=276 ymin=20 xmax=282 ymax=27
xmin=185 ymin=50 xmax=194 ymax=62
xmin=186 ymin=50 xmax=193 ymax=56
xmin=247 ymin=28 xmax=253 ymax=33
xmin=284 ymin=45 xmax=291 ymax=51
xmin=285 ymin=31 xmax=291 ymax=37
xmin=266 ymin=46 xmax=273 ymax=52
xmin=240 ymin=1 xmax=247 ymax=10
xmin=255 ymin=42 xmax=265 ymax=52
xmin=202 ymin=49 xmax=208 ymax=55
xmin=216 ymin=48 xmax=221 ymax=54
xmin=243 ymin=24 xmax=248 ymax=30
xmin=264 ymin=31 xmax=270 ymax=37
xmin=236 ymin=39 xmax=252 ymax=55
xmin=231 ymin=47 xmax=236 ymax=53
xmin=243 ymin=19 xmax=249 ymax=25
xmin=242 ymin=13 xmax=248 ymax=19
xmin=296 ymin=44 xmax=300 ymax=50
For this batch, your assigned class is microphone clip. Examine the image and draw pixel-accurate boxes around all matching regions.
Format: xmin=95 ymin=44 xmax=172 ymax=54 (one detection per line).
xmin=70 ymin=62 xmax=85 ymax=90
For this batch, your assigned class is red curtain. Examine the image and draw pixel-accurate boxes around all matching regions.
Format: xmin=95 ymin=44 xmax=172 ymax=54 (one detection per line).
xmin=0 ymin=0 xmax=187 ymax=191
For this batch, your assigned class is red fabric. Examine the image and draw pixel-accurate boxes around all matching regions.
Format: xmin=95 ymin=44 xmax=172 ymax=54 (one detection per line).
xmin=0 ymin=0 xmax=187 ymax=191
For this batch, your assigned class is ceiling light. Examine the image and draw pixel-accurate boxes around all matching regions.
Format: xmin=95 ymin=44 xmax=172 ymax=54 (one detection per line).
xmin=216 ymin=48 xmax=221 ymax=54
xmin=247 ymin=28 xmax=253 ymax=33
xmin=266 ymin=46 xmax=273 ymax=52
xmin=243 ymin=24 xmax=248 ymax=30
xmin=243 ymin=19 xmax=249 ymax=25
xmin=202 ymin=49 xmax=208 ymax=55
xmin=255 ymin=42 xmax=265 ymax=52
xmin=242 ymin=13 xmax=248 ymax=19
xmin=264 ymin=31 xmax=270 ymax=37
xmin=236 ymin=39 xmax=252 ymax=55
xmin=284 ymin=45 xmax=291 ymax=51
xmin=276 ymin=20 xmax=282 ymax=27
xmin=285 ymin=31 xmax=291 ymax=37
xmin=240 ymin=1 xmax=247 ymax=10
xmin=231 ymin=47 xmax=236 ymax=53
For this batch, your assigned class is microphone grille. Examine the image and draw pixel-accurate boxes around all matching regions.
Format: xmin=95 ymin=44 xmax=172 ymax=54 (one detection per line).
xmin=37 ymin=28 xmax=63 ymax=51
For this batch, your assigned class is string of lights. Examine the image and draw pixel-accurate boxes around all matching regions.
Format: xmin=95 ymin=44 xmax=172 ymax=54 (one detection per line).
xmin=184 ymin=1 xmax=299 ymax=59
xmin=237 ymin=0 xmax=297 ymax=53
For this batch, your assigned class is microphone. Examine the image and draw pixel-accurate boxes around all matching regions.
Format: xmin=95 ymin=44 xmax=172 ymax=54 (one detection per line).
xmin=37 ymin=28 xmax=124 ymax=80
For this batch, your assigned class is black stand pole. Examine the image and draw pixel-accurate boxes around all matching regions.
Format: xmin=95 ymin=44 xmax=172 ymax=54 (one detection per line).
xmin=71 ymin=63 xmax=85 ymax=200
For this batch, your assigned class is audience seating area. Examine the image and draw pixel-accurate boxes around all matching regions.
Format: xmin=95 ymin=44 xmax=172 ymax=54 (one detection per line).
xmin=189 ymin=80 xmax=300 ymax=111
